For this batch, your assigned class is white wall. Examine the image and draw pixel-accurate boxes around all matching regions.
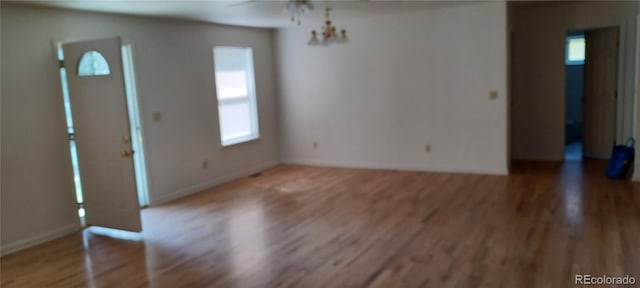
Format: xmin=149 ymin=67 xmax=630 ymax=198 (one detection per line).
xmin=276 ymin=2 xmax=509 ymax=174
xmin=510 ymin=1 xmax=638 ymax=161
xmin=1 ymin=4 xmax=279 ymax=254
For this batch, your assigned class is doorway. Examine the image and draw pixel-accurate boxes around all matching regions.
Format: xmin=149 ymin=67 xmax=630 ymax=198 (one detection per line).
xmin=56 ymin=38 xmax=148 ymax=231
xmin=564 ymin=32 xmax=585 ymax=160
xmin=565 ymin=27 xmax=619 ymax=161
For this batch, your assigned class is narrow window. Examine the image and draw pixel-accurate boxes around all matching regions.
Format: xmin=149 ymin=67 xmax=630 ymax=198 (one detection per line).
xmin=566 ymin=35 xmax=585 ymax=65
xmin=56 ymin=44 xmax=85 ymax=222
xmin=213 ymin=47 xmax=259 ymax=146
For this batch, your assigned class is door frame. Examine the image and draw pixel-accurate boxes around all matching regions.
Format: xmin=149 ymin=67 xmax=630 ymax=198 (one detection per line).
xmin=121 ymin=44 xmax=151 ymax=207
xmin=634 ymin=14 xmax=640 ymax=180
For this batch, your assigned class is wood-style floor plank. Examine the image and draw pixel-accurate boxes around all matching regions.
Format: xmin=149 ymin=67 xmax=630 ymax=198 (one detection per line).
xmin=1 ymin=161 xmax=639 ymax=287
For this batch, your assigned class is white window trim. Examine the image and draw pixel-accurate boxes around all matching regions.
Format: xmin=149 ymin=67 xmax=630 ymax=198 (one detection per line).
xmin=221 ymin=133 xmax=260 ymax=147
xmin=214 ymin=46 xmax=260 ymax=147
xmin=219 ymin=94 xmax=260 ymax=147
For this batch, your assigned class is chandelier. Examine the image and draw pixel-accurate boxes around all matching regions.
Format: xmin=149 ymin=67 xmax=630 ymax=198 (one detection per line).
xmin=308 ymin=7 xmax=348 ymax=46
xmin=286 ymin=0 xmax=314 ymax=25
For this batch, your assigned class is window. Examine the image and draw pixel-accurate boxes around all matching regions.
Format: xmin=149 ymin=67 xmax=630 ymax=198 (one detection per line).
xmin=213 ymin=47 xmax=259 ymax=146
xmin=77 ymin=50 xmax=111 ymax=76
xmin=566 ymin=35 xmax=585 ymax=65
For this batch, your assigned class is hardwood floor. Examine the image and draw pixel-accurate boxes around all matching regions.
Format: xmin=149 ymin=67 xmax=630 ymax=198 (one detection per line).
xmin=2 ymin=161 xmax=639 ymax=287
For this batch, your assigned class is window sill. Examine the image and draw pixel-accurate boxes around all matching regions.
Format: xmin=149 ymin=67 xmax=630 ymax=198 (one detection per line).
xmin=221 ymin=135 xmax=260 ymax=147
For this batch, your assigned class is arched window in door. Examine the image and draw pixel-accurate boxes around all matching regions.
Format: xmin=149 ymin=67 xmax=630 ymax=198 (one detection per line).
xmin=77 ymin=50 xmax=111 ymax=76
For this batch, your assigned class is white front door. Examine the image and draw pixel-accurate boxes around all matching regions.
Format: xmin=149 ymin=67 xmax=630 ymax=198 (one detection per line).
xmin=63 ymin=37 xmax=142 ymax=232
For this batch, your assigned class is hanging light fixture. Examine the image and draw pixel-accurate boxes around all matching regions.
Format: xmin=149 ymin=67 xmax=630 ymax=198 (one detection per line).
xmin=308 ymin=7 xmax=348 ymax=46
xmin=286 ymin=0 xmax=314 ymax=25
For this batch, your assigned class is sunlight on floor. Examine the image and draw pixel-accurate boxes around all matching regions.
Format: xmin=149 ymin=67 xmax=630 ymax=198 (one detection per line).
xmin=83 ymin=226 xmax=144 ymax=242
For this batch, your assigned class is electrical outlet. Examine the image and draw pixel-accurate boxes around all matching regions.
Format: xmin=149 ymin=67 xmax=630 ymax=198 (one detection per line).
xmin=152 ymin=112 xmax=162 ymax=122
xmin=202 ymin=160 xmax=208 ymax=169
xmin=489 ymin=91 xmax=498 ymax=100
xmin=425 ymin=144 xmax=431 ymax=153
xmin=313 ymin=141 xmax=318 ymax=149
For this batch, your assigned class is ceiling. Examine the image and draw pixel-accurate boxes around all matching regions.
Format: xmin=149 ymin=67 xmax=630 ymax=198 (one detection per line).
xmin=20 ymin=0 xmax=487 ymax=28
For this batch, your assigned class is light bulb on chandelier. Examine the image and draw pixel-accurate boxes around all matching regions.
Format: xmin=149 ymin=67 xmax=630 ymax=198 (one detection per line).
xmin=308 ymin=7 xmax=348 ymax=46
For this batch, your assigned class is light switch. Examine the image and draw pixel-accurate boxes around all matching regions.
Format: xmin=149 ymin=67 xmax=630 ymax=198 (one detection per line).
xmin=153 ymin=112 xmax=162 ymax=122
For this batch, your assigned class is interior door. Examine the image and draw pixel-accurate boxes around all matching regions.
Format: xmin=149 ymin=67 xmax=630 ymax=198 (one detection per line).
xmin=583 ymin=27 xmax=618 ymax=159
xmin=63 ymin=37 xmax=142 ymax=232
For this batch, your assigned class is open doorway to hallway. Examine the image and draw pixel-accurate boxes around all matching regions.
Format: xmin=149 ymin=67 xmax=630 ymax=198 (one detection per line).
xmin=564 ymin=32 xmax=585 ymax=161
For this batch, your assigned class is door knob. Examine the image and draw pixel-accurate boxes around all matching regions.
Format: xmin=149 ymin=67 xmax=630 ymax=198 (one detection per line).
xmin=121 ymin=149 xmax=134 ymax=157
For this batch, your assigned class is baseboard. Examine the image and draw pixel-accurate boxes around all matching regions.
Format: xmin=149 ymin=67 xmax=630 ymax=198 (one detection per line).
xmin=281 ymin=158 xmax=508 ymax=176
xmin=0 ymin=223 xmax=81 ymax=257
xmin=512 ymin=154 xmax=564 ymax=162
xmin=149 ymin=160 xmax=279 ymax=206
